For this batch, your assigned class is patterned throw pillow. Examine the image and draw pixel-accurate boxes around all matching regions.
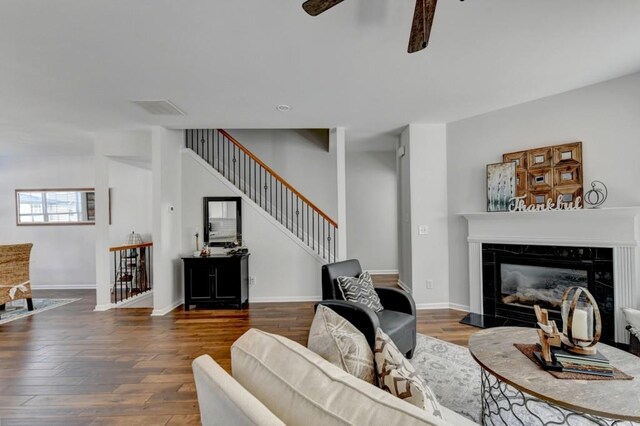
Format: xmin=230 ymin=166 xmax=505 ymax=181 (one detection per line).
xmin=336 ymin=271 xmax=383 ymax=312
xmin=307 ymin=305 xmax=376 ymax=384
xmin=374 ymin=329 xmax=443 ymax=418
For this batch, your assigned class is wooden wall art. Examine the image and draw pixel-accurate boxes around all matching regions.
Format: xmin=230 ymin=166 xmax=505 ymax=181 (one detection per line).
xmin=503 ymin=142 xmax=583 ymax=208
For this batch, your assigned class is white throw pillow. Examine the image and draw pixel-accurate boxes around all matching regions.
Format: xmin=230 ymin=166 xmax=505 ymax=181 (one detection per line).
xmin=622 ymin=308 xmax=640 ymax=336
xmin=307 ymin=304 xmax=375 ymax=384
xmin=374 ymin=328 xmax=443 ymax=419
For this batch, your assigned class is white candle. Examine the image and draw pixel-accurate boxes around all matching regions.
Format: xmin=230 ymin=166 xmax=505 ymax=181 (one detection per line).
xmin=572 ymin=309 xmax=589 ymax=341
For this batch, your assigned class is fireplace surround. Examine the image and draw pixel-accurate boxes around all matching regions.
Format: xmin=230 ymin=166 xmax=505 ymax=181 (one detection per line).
xmin=462 ymin=208 xmax=640 ymax=344
xmin=482 ymin=243 xmax=615 ymax=344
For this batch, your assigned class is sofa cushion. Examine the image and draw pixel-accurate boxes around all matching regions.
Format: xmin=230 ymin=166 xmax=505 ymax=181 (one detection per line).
xmin=308 ymin=304 xmax=375 ymax=384
xmin=337 ymin=271 xmax=383 ymax=312
xmin=231 ymin=328 xmax=450 ymax=426
xmin=374 ymin=329 xmax=443 ymax=418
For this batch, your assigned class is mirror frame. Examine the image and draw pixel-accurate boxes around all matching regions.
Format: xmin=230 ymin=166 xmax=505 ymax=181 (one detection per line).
xmin=203 ymin=196 xmax=242 ymax=247
xmin=15 ymin=188 xmax=96 ymax=226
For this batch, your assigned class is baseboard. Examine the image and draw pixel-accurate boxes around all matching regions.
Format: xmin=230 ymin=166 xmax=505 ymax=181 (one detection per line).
xmin=397 ymin=280 xmax=411 ymax=293
xmin=449 ymin=303 xmax=471 ymax=312
xmin=34 ymin=283 xmax=96 ymax=290
xmin=114 ymin=291 xmax=153 ymax=308
xmin=151 ymin=299 xmax=183 ymax=316
xmin=416 ymin=303 xmax=470 ymax=312
xmin=368 ymin=269 xmax=399 ymax=275
xmin=250 ymin=296 xmax=322 ymax=303
xmin=94 ymin=304 xmax=113 ymax=312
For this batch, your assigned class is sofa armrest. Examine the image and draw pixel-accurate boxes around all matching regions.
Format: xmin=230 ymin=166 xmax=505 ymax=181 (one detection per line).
xmin=316 ymin=300 xmax=380 ymax=350
xmin=376 ymin=287 xmax=416 ymax=316
xmin=192 ymin=355 xmax=285 ymax=426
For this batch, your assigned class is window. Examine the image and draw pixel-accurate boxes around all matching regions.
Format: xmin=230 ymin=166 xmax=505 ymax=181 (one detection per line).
xmin=16 ymin=189 xmax=95 ymax=225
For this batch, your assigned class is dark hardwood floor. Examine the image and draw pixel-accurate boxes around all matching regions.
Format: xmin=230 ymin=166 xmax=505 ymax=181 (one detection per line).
xmin=0 ymin=286 xmax=477 ymax=425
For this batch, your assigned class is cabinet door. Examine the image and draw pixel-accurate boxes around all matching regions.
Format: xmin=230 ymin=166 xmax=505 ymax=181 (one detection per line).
xmin=214 ymin=263 xmax=238 ymax=299
xmin=189 ymin=264 xmax=213 ymax=300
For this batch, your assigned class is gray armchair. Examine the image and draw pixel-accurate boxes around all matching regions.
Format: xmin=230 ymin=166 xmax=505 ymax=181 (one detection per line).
xmin=319 ymin=259 xmax=417 ymax=358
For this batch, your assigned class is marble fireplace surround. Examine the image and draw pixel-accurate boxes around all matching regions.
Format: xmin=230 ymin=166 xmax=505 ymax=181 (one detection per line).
xmin=462 ymin=208 xmax=640 ymax=344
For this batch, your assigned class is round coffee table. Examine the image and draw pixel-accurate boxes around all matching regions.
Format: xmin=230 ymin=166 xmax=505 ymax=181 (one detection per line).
xmin=469 ymin=327 xmax=640 ymax=425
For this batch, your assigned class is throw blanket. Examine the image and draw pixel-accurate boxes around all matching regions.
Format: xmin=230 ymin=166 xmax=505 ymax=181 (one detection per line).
xmin=0 ymin=281 xmax=30 ymax=300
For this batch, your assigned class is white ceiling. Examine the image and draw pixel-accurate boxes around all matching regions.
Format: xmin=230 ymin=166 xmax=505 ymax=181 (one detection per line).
xmin=1 ymin=0 xmax=640 ymax=153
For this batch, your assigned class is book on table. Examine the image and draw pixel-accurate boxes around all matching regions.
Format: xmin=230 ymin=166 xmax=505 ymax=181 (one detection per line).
xmin=551 ymin=347 xmax=614 ymax=376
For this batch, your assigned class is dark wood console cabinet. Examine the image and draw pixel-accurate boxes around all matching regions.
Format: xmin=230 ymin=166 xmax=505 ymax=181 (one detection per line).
xmin=182 ymin=254 xmax=249 ymax=310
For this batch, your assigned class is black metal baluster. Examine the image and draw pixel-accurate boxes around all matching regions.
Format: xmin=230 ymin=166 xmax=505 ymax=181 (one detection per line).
xmin=323 ymin=218 xmax=326 ymax=259
xmin=334 ymin=226 xmax=337 ymax=261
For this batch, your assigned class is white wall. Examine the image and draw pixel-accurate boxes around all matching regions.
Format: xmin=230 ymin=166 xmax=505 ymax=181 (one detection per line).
xmin=398 ymin=130 xmax=412 ymax=288
xmin=0 ymin=155 xmax=96 ymax=288
xmin=182 ymin=151 xmax=323 ymax=302
xmin=346 ymin=134 xmax=398 ymax=271
xmin=406 ymin=125 xmax=450 ymax=307
xmin=151 ymin=128 xmax=183 ymax=315
xmin=227 ymin=129 xmax=337 ymax=219
xmin=447 ymin=72 xmax=640 ymax=307
xmin=108 ymin=159 xmax=152 ymax=246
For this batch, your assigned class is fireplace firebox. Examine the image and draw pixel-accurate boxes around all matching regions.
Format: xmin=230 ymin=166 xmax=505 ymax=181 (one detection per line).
xmin=481 ymin=244 xmax=615 ymax=344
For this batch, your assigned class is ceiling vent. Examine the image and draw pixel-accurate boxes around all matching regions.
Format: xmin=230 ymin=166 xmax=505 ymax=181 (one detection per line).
xmin=131 ymin=100 xmax=185 ymax=116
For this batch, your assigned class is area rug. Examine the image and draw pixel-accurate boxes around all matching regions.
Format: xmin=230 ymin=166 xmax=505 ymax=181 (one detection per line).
xmin=411 ymin=334 xmax=482 ymax=423
xmin=0 ymin=298 xmax=80 ymax=325
xmin=410 ymin=334 xmax=632 ymax=425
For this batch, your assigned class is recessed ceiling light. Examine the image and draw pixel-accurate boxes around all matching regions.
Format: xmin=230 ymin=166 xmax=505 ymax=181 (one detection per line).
xmin=276 ymin=104 xmax=292 ymax=112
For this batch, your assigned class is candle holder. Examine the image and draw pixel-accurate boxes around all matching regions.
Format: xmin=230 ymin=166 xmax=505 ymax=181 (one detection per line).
xmin=560 ymin=286 xmax=601 ymax=355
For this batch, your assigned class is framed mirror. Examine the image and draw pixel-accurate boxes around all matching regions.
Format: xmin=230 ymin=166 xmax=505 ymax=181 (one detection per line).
xmin=15 ymin=188 xmax=95 ymax=225
xmin=203 ymin=196 xmax=242 ymax=246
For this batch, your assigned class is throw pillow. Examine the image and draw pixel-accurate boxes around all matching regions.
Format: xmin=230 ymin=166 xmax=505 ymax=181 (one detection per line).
xmin=307 ymin=305 xmax=375 ymax=384
xmin=622 ymin=308 xmax=640 ymax=337
xmin=336 ymin=271 xmax=383 ymax=312
xmin=374 ymin=328 xmax=443 ymax=418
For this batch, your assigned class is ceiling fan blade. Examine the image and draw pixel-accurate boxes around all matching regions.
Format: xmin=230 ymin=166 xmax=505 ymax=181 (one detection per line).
xmin=302 ymin=0 xmax=345 ymax=16
xmin=408 ymin=0 xmax=438 ymax=53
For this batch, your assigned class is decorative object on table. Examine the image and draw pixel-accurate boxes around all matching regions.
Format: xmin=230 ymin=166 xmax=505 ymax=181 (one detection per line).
xmin=199 ymin=245 xmax=210 ymax=257
xmin=194 ymin=232 xmax=200 ymax=251
xmin=533 ymin=305 xmax=561 ymax=366
xmin=126 ymin=231 xmax=143 ymax=245
xmin=560 ymin=286 xmax=601 ymax=355
xmin=514 ymin=344 xmax=629 ymax=380
xmin=503 ymin=141 xmax=583 ymax=208
xmin=0 ymin=243 xmax=34 ymax=319
xmin=0 ymin=298 xmax=79 ymax=325
xmin=584 ymin=180 xmax=608 ymax=208
xmin=486 ymin=162 xmax=516 ymax=212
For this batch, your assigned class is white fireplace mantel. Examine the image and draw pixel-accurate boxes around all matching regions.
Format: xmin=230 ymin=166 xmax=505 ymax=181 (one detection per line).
xmin=461 ymin=207 xmax=640 ymax=343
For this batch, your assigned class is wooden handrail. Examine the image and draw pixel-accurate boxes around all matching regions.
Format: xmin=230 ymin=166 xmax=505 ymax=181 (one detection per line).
xmin=217 ymin=129 xmax=338 ymax=228
xmin=109 ymin=242 xmax=153 ymax=252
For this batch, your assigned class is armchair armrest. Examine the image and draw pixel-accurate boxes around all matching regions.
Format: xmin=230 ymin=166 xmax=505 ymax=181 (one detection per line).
xmin=375 ymin=287 xmax=416 ymax=316
xmin=316 ymin=300 xmax=380 ymax=350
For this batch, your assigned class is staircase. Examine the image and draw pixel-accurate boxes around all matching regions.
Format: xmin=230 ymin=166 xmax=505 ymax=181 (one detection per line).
xmin=185 ymin=129 xmax=338 ymax=262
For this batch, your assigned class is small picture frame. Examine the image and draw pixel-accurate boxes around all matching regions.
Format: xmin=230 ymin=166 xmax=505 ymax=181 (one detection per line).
xmin=487 ymin=162 xmax=516 ymax=212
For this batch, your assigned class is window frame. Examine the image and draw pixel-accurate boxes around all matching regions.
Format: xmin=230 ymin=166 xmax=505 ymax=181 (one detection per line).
xmin=15 ymin=188 xmax=96 ymax=226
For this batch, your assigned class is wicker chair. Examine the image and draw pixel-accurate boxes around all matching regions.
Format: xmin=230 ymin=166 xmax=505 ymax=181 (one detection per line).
xmin=0 ymin=244 xmax=34 ymax=318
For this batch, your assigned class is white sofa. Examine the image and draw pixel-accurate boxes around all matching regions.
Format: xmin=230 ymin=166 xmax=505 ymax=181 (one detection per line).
xmin=193 ymin=328 xmax=478 ymax=425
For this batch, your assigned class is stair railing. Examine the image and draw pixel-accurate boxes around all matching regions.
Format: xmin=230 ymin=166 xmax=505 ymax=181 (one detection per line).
xmin=186 ymin=129 xmax=337 ymax=262
xmin=110 ymin=242 xmax=153 ymax=304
